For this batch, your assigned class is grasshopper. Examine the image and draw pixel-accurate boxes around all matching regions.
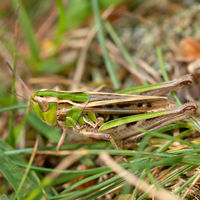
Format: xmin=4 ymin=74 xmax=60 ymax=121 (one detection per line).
xmin=30 ymin=74 xmax=197 ymax=150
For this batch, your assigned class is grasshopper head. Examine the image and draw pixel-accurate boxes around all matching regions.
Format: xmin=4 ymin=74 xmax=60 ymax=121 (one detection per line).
xmin=31 ymin=91 xmax=57 ymax=126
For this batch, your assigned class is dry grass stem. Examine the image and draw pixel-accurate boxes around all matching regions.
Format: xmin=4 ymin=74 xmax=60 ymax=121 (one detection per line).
xmin=28 ymin=77 xmax=91 ymax=89
xmin=71 ymin=6 xmax=114 ymax=90
xmin=100 ymin=153 xmax=181 ymax=200
xmin=182 ymin=170 xmax=200 ymax=198
xmin=36 ymin=149 xmax=88 ymax=156
xmin=107 ymin=41 xmax=156 ymax=83
xmin=47 ymin=150 xmax=83 ymax=180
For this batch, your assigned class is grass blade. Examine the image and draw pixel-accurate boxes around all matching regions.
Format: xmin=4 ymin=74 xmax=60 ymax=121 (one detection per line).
xmin=0 ymin=149 xmax=40 ymax=199
xmin=7 ymin=7 xmax=19 ymax=147
xmin=105 ymin=21 xmax=147 ymax=85
xmin=15 ymin=138 xmax=39 ymax=198
xmin=117 ymin=82 xmax=164 ymax=94
xmin=10 ymin=0 xmax=41 ymax=65
xmin=0 ymin=104 xmax=28 ymax=113
xmin=156 ymin=43 xmax=200 ymax=132
xmin=91 ymin=0 xmax=120 ymax=89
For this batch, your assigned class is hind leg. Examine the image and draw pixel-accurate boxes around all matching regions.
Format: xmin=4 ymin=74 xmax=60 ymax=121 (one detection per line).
xmin=80 ymin=131 xmax=120 ymax=150
xmin=80 ymin=131 xmax=128 ymax=162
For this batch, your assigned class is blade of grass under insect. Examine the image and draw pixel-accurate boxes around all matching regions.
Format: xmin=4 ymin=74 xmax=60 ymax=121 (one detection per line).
xmin=0 ymin=104 xmax=27 ymax=113
xmin=156 ymin=129 xmax=193 ymax=153
xmin=134 ymin=135 xmax=152 ymax=159
xmin=3 ymin=142 xmax=111 ymax=155
xmin=139 ymin=128 xmax=195 ymax=148
xmin=156 ymin=44 xmax=200 ymax=132
xmin=10 ymin=0 xmax=40 ymax=66
xmin=15 ymin=161 xmax=112 ymax=176
xmin=105 ymin=21 xmax=147 ymax=85
xmin=91 ymin=0 xmax=120 ymax=89
xmin=8 ymin=146 xmax=194 ymax=160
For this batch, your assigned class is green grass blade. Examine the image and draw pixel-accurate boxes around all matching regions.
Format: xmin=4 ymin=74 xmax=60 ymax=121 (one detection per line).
xmin=65 ymin=0 xmax=121 ymax=30
xmin=10 ymin=0 xmax=41 ymax=65
xmin=0 ymin=195 xmax=10 ymax=200
xmin=54 ymin=0 xmax=67 ymax=45
xmin=15 ymin=139 xmax=38 ymax=198
xmin=174 ymin=174 xmax=197 ymax=195
xmin=92 ymin=0 xmax=120 ymax=89
xmin=65 ymin=0 xmax=92 ymax=30
xmin=137 ymin=166 xmax=192 ymax=200
xmin=105 ymin=21 xmax=147 ymax=85
xmin=61 ymin=171 xmax=111 ymax=193
xmin=156 ymin=44 xmax=200 ymax=132
xmin=117 ymin=82 xmax=164 ymax=94
xmin=86 ymin=180 xmax=124 ymax=200
xmin=146 ymin=168 xmax=161 ymax=189
xmin=58 ymin=175 xmax=122 ymax=200
xmin=156 ymin=44 xmax=169 ymax=81
xmin=7 ymin=6 xmax=18 ymax=147
xmin=0 ymin=104 xmax=28 ymax=113
xmin=0 ymin=150 xmax=39 ymax=199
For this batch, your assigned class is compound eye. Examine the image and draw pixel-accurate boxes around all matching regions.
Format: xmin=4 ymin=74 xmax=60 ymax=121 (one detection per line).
xmin=183 ymin=105 xmax=197 ymax=113
xmin=37 ymin=98 xmax=50 ymax=112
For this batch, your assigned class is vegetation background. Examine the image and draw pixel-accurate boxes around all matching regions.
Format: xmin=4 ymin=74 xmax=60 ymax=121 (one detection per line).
xmin=0 ymin=0 xmax=200 ymax=199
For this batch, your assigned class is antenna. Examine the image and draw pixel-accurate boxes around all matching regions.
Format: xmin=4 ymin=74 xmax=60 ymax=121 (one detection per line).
xmin=6 ymin=62 xmax=32 ymax=100
xmin=8 ymin=91 xmax=28 ymax=101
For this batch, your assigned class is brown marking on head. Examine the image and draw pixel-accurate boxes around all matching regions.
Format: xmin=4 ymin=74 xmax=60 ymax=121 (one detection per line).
xmin=36 ymin=97 xmax=50 ymax=112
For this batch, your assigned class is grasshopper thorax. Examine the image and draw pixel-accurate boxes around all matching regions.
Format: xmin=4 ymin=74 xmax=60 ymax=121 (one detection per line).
xmin=31 ymin=91 xmax=57 ymax=126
